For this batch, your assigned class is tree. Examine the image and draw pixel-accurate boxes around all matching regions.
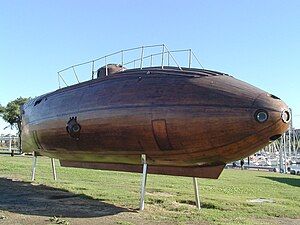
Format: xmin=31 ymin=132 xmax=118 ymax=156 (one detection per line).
xmin=0 ymin=97 xmax=30 ymax=155
xmin=0 ymin=97 xmax=29 ymax=130
xmin=0 ymin=104 xmax=4 ymax=114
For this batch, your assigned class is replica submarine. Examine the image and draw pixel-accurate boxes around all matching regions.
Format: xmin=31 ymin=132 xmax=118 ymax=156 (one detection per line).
xmin=21 ymin=45 xmax=290 ymax=179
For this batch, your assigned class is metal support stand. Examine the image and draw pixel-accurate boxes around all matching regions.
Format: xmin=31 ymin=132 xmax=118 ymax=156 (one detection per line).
xmin=31 ymin=152 xmax=37 ymax=181
xmin=51 ymin=158 xmax=57 ymax=181
xmin=31 ymin=152 xmax=58 ymax=181
xmin=283 ymin=134 xmax=288 ymax=173
xmin=193 ymin=177 xmax=201 ymax=209
xmin=139 ymin=154 xmax=147 ymax=210
xmin=279 ymin=136 xmax=284 ymax=173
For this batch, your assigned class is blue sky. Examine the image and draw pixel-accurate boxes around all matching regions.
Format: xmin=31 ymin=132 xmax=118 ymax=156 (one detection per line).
xmin=0 ymin=0 xmax=299 ymax=133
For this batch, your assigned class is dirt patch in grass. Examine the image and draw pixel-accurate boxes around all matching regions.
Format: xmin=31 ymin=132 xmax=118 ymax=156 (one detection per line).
xmin=255 ymin=218 xmax=300 ymax=225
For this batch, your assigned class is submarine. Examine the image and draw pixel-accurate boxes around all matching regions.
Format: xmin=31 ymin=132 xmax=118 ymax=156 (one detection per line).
xmin=21 ymin=45 xmax=290 ymax=179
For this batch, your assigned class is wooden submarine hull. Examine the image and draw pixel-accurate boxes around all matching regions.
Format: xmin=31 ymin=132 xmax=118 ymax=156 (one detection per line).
xmin=21 ymin=67 xmax=290 ymax=178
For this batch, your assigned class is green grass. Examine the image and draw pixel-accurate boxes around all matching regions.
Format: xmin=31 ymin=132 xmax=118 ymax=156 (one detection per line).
xmin=0 ymin=154 xmax=299 ymax=225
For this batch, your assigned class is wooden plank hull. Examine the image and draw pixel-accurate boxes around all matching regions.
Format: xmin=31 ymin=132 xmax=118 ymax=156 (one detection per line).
xmin=21 ymin=68 xmax=290 ymax=178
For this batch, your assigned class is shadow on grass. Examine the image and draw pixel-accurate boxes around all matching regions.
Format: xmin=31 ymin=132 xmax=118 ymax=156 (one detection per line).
xmin=178 ymin=200 xmax=224 ymax=210
xmin=0 ymin=178 xmax=133 ymax=218
xmin=260 ymin=176 xmax=300 ymax=187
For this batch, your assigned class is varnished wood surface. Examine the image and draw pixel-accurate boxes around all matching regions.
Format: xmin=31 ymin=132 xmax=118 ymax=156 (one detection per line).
xmin=21 ymin=67 xmax=289 ymax=177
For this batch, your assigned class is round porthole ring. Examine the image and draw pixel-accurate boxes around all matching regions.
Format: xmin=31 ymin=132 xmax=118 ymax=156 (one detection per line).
xmin=254 ymin=109 xmax=269 ymax=123
xmin=71 ymin=123 xmax=81 ymax=133
xmin=281 ymin=110 xmax=291 ymax=123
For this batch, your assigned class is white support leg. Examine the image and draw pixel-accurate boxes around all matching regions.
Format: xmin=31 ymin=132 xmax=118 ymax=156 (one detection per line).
xmin=8 ymin=134 xmax=12 ymax=156
xmin=139 ymin=154 xmax=147 ymax=210
xmin=193 ymin=177 xmax=201 ymax=209
xmin=51 ymin=158 xmax=57 ymax=181
xmin=31 ymin=152 xmax=37 ymax=181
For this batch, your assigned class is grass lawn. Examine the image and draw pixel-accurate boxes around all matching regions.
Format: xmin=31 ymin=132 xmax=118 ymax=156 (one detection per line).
xmin=0 ymin=154 xmax=299 ymax=225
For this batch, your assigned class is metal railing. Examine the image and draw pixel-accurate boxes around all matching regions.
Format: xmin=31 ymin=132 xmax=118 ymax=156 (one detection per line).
xmin=57 ymin=44 xmax=204 ymax=88
xmin=0 ymin=135 xmax=20 ymax=154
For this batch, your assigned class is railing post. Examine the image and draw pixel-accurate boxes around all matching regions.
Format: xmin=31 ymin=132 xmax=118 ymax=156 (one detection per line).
xmin=161 ymin=44 xmax=165 ymax=69
xmin=140 ymin=46 xmax=144 ymax=69
xmin=57 ymin=72 xmax=61 ymax=89
xmin=192 ymin=51 xmax=204 ymax=69
xmin=188 ymin=49 xmax=192 ymax=68
xmin=91 ymin=61 xmax=95 ymax=79
xmin=72 ymin=67 xmax=80 ymax=83
xmin=58 ymin=73 xmax=68 ymax=87
xmin=105 ymin=57 xmax=108 ymax=76
xmin=164 ymin=45 xmax=182 ymax=70
xmin=150 ymin=55 xmax=153 ymax=67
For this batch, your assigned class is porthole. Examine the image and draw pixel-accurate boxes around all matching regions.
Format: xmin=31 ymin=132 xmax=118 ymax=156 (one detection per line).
xmin=66 ymin=117 xmax=81 ymax=140
xmin=281 ymin=110 xmax=290 ymax=123
xmin=255 ymin=110 xmax=268 ymax=123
